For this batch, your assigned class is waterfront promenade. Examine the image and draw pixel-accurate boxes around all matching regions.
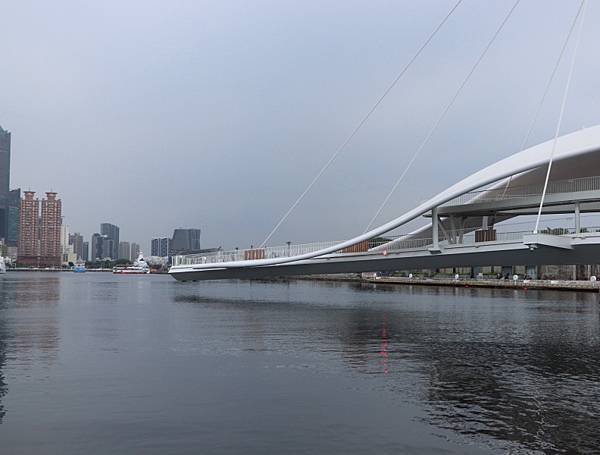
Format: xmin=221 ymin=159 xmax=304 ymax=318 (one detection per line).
xmin=240 ymin=273 xmax=600 ymax=292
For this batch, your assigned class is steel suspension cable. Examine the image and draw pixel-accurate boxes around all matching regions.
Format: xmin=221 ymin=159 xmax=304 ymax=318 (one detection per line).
xmin=364 ymin=0 xmax=521 ymax=233
xmin=533 ymin=0 xmax=587 ymax=234
xmin=258 ymin=0 xmax=464 ymax=248
xmin=502 ymin=0 xmax=586 ymax=196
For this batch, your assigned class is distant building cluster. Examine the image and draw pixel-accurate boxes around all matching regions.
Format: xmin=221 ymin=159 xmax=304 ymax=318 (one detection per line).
xmin=89 ymin=224 xmax=140 ymax=262
xmin=2 ymin=124 xmax=207 ymax=268
xmin=0 ymin=125 xmax=144 ymax=267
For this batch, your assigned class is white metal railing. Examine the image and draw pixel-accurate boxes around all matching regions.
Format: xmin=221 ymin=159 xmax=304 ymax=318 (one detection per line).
xmin=371 ymin=229 xmax=529 ymax=252
xmin=444 ymin=175 xmax=600 ymax=207
xmin=377 ymin=237 xmax=433 ymax=251
xmin=538 ymin=225 xmax=600 ymax=236
xmin=457 ymin=230 xmax=529 ymax=245
xmin=171 ymin=225 xmax=600 ymax=267
xmin=172 ymin=240 xmax=344 ymax=266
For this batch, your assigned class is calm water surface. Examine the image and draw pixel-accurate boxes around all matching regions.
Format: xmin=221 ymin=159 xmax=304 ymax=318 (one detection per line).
xmin=0 ymin=272 xmax=599 ymax=454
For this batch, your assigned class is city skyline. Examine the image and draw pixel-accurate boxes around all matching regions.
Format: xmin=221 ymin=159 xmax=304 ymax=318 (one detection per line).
xmin=0 ymin=123 xmax=150 ymax=255
xmin=0 ymin=3 xmax=599 ymax=454
xmin=3 ymin=1 xmax=600 ymax=249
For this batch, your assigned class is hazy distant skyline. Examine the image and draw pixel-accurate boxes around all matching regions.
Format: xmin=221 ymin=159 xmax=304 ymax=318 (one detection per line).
xmin=2 ymin=0 xmax=599 ymax=250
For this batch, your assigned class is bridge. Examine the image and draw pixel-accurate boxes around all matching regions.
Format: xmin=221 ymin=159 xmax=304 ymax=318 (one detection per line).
xmin=169 ymin=0 xmax=596 ymax=282
xmin=170 ymin=126 xmax=600 ymax=281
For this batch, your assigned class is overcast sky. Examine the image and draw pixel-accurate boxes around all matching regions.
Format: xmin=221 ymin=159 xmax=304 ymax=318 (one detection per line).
xmin=1 ymin=0 xmax=599 ymax=251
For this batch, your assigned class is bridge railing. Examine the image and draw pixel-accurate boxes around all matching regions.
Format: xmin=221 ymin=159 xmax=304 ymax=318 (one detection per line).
xmin=369 ymin=229 xmax=530 ymax=252
xmin=171 ymin=225 xmax=600 ymax=267
xmin=368 ymin=237 xmax=433 ymax=251
xmin=444 ymin=175 xmax=600 ymax=207
xmin=457 ymin=230 xmax=529 ymax=245
xmin=538 ymin=226 xmax=600 ymax=235
xmin=172 ymin=240 xmax=345 ymax=266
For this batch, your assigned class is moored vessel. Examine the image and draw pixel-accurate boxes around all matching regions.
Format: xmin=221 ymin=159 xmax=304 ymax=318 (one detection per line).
xmin=113 ymin=253 xmax=150 ymax=274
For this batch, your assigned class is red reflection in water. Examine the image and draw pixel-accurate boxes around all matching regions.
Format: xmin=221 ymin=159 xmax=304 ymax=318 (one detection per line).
xmin=379 ymin=315 xmax=389 ymax=375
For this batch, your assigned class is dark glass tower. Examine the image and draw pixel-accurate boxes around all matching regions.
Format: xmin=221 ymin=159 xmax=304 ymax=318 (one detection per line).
xmin=0 ymin=125 xmax=11 ymax=243
xmin=7 ymin=189 xmax=20 ymax=246
xmin=100 ymin=223 xmax=120 ymax=260
xmin=171 ymin=228 xmax=201 ymax=254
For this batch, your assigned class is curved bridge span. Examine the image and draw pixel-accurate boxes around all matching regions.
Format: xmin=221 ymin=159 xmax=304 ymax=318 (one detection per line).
xmin=170 ymin=127 xmax=600 ymax=282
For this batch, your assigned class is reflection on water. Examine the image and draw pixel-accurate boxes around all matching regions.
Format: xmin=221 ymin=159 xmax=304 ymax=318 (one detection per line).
xmin=0 ymin=274 xmax=61 ymax=422
xmin=414 ymin=309 xmax=600 ymax=453
xmin=337 ymin=286 xmax=600 ymax=453
xmin=178 ymin=283 xmax=600 ymax=453
xmin=0 ymin=274 xmax=599 ymax=454
xmin=0 ymin=319 xmax=6 ymax=423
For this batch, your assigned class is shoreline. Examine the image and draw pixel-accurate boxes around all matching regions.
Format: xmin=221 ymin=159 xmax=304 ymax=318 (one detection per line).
xmin=7 ymin=268 xmax=113 ymax=272
xmin=5 ymin=269 xmax=600 ymax=292
xmin=268 ymin=274 xmax=600 ymax=293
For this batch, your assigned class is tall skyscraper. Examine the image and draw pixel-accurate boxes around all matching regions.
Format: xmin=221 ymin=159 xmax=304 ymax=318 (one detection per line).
xmin=160 ymin=237 xmax=171 ymax=257
xmin=102 ymin=238 xmax=114 ymax=260
xmin=91 ymin=233 xmax=103 ymax=261
xmin=69 ymin=232 xmax=84 ymax=260
xmin=17 ymin=191 xmax=62 ymax=266
xmin=100 ymin=223 xmax=119 ymax=260
xmin=171 ymin=228 xmax=201 ymax=254
xmin=130 ymin=242 xmax=140 ymax=261
xmin=118 ymin=241 xmax=130 ymax=260
xmin=17 ymin=191 xmax=39 ymax=265
xmin=0 ymin=126 xmax=11 ymax=243
xmin=82 ymin=241 xmax=89 ymax=262
xmin=39 ymin=192 xmax=62 ymax=266
xmin=7 ymin=188 xmax=20 ymax=246
xmin=151 ymin=237 xmax=171 ymax=257
xmin=60 ymin=223 xmax=72 ymax=264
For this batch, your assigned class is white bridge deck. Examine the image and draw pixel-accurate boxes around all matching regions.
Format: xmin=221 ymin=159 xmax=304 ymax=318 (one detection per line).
xmin=169 ymin=231 xmax=600 ymax=281
xmin=169 ymin=127 xmax=600 ymax=282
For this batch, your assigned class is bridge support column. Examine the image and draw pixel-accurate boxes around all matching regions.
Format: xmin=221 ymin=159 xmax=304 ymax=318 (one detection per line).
xmin=482 ymin=216 xmax=489 ymax=230
xmin=575 ymin=202 xmax=581 ymax=234
xmin=432 ymin=207 xmax=439 ymax=247
xmin=429 ymin=207 xmax=441 ymax=253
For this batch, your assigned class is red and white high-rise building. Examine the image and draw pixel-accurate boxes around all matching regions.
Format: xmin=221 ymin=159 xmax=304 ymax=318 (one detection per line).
xmin=40 ymin=192 xmax=62 ymax=265
xmin=17 ymin=191 xmax=62 ymax=267
xmin=17 ymin=191 xmax=39 ymax=265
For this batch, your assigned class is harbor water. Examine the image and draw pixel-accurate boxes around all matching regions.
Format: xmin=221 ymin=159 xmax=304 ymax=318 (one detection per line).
xmin=0 ymin=272 xmax=598 ymax=454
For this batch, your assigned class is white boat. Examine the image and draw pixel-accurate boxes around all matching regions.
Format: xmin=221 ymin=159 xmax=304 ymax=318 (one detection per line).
xmin=113 ymin=253 xmax=150 ymax=275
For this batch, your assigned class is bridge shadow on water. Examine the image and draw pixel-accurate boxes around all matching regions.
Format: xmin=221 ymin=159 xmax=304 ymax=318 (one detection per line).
xmin=176 ymin=281 xmax=600 ymax=453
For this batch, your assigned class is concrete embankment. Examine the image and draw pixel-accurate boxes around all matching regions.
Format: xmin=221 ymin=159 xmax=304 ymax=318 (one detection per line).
xmin=275 ymin=274 xmax=600 ymax=292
